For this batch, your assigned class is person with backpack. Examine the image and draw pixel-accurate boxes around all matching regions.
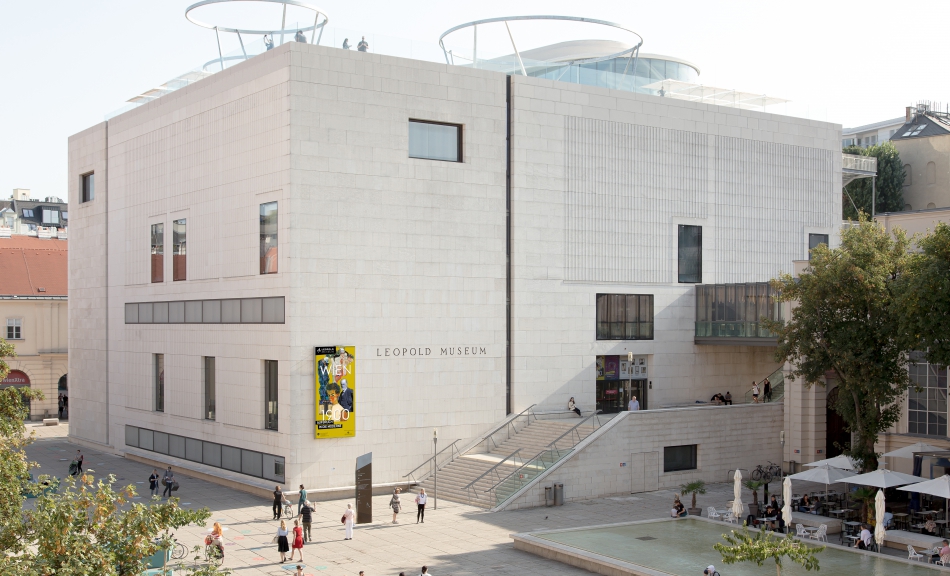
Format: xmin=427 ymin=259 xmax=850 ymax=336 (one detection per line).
xmin=162 ymin=466 xmax=175 ymax=498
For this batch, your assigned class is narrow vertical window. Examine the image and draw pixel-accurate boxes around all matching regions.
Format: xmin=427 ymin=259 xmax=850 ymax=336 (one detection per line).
xmin=173 ymin=219 xmax=186 ymax=281
xmin=264 ymin=360 xmax=278 ymax=431
xmin=204 ymin=356 xmax=216 ymax=421
xmin=151 ymin=224 xmax=164 ymax=283
xmin=154 ymin=354 xmax=165 ymax=412
xmin=81 ymin=173 xmax=95 ymax=203
xmin=677 ymin=225 xmax=702 ymax=283
xmin=260 ymin=202 xmax=278 ymax=274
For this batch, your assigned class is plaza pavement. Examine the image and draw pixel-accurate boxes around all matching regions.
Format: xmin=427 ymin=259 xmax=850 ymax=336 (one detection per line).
xmin=22 ymin=423 xmax=873 ymax=575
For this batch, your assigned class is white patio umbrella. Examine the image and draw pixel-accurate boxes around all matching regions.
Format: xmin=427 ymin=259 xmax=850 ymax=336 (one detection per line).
xmin=882 ymin=442 xmax=942 ymax=459
xmin=788 ymin=465 xmax=854 ymax=502
xmin=839 ymin=468 xmax=923 ymax=488
xmin=874 ymin=489 xmax=886 ymax=547
xmin=898 ymin=475 xmax=950 ymax=524
xmin=803 ymin=455 xmax=857 ymax=470
xmin=782 ymin=477 xmax=793 ymax=530
xmin=732 ymin=469 xmax=744 ymax=520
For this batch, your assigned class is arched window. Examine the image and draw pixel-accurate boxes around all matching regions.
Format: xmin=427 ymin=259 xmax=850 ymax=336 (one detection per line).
xmin=905 ymin=204 xmax=913 ymax=211
xmin=904 ymin=164 xmax=912 ymax=186
xmin=927 ymin=161 xmax=936 ymax=185
xmin=928 ymin=203 xmax=937 ymax=209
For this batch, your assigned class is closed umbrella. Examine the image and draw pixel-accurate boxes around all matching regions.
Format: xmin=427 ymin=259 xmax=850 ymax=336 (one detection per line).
xmin=874 ymin=489 xmax=886 ymax=548
xmin=782 ymin=477 xmax=793 ymax=531
xmin=732 ymin=469 xmax=744 ymax=520
xmin=898 ymin=475 xmax=950 ymax=525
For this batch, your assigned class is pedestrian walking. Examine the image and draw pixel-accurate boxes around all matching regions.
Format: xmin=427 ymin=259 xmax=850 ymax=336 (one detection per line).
xmin=416 ymin=488 xmax=427 ymax=523
xmin=420 ymin=566 xmax=431 ymax=575
xmin=390 ymin=488 xmax=402 ymax=524
xmin=763 ymin=378 xmax=772 ymax=402
xmin=357 ymin=36 xmax=369 ymax=52
xmin=275 ymin=519 xmax=290 ymax=563
xmin=297 ymin=484 xmax=307 ymax=514
xmin=273 ymin=485 xmax=284 ymax=520
xmin=751 ymin=381 xmax=760 ymax=403
xmin=75 ymin=450 xmax=84 ymax=474
xmin=297 ymin=500 xmax=314 ymax=542
xmin=627 ymin=396 xmax=640 ymax=411
xmin=290 ymin=519 xmax=304 ymax=562
xmin=343 ymin=503 xmax=355 ymax=539
xmin=58 ymin=395 xmax=65 ymax=419
xmin=162 ymin=466 xmax=175 ymax=498
xmin=149 ymin=469 xmax=160 ymax=497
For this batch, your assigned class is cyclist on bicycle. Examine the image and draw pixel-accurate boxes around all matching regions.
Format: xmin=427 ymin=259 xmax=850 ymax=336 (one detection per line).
xmin=208 ymin=522 xmax=224 ymax=559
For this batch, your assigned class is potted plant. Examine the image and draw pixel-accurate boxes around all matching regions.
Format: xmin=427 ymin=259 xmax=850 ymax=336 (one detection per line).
xmin=744 ymin=480 xmax=764 ymax=518
xmin=715 ymin=524 xmax=824 ymax=576
xmin=680 ymin=480 xmax=707 ymax=516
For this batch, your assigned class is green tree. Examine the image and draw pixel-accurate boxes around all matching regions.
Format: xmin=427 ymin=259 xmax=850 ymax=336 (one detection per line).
xmin=896 ymin=222 xmax=950 ymax=366
xmin=679 ymin=480 xmax=706 ymax=511
xmin=715 ymin=525 xmax=823 ymax=576
xmin=842 ymin=142 xmax=905 ymax=219
xmin=0 ymin=353 xmax=230 ymax=576
xmin=765 ymin=215 xmax=911 ymax=472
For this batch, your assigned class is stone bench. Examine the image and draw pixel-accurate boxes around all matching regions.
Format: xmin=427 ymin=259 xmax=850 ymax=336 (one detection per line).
xmin=881 ymin=529 xmax=943 ymax=552
xmin=790 ymin=513 xmax=842 ymax=535
xmin=42 ymin=418 xmax=59 ymax=426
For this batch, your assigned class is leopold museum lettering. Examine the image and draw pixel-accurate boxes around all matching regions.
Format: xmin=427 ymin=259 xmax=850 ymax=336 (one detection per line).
xmin=375 ymin=346 xmax=490 ymax=357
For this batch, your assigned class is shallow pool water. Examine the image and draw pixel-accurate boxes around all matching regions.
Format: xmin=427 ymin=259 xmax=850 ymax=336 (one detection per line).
xmin=535 ymin=518 xmax=938 ymax=576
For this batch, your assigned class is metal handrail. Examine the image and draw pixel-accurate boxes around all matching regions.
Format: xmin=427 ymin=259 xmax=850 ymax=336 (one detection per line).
xmin=404 ymin=440 xmax=461 ymax=484
xmin=546 ymin=411 xmax=602 ymax=450
xmin=462 ymin=449 xmax=522 ymax=491
xmin=478 ymin=404 xmax=536 ymax=451
xmin=486 ymin=447 xmax=566 ymax=494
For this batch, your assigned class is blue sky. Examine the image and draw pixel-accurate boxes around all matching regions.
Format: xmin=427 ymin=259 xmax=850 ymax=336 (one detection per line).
xmin=3 ymin=0 xmax=948 ymax=198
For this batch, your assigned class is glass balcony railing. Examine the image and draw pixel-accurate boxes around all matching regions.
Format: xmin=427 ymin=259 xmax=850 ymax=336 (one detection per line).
xmin=694 ymin=321 xmax=779 ymax=339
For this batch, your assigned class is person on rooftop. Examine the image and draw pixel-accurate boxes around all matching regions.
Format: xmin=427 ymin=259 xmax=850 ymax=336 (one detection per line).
xmin=295 ymin=30 xmax=306 ymax=43
xmin=342 ymin=38 xmax=351 ymax=49
xmin=357 ymin=36 xmax=369 ymax=52
xmin=264 ymin=35 xmax=274 ymax=50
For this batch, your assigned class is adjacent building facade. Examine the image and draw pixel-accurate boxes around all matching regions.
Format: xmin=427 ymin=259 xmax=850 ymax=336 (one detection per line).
xmin=68 ymin=41 xmax=841 ymax=490
xmin=0 ymin=235 xmax=68 ymax=420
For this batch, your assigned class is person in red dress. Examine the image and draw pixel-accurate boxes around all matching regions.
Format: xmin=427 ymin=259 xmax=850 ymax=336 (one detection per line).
xmin=290 ymin=519 xmax=304 ymax=562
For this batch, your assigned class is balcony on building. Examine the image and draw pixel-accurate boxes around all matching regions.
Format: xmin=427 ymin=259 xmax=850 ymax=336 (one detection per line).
xmin=695 ymin=283 xmax=782 ymax=346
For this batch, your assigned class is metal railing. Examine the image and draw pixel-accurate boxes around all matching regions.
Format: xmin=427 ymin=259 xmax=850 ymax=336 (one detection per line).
xmin=462 ymin=449 xmax=523 ymax=501
xmin=741 ymin=367 xmax=785 ymax=404
xmin=485 ymin=410 xmax=607 ymax=508
xmin=842 ymin=153 xmax=877 ymax=174
xmin=473 ymin=404 xmax=536 ymax=453
xmin=403 ymin=440 xmax=461 ymax=485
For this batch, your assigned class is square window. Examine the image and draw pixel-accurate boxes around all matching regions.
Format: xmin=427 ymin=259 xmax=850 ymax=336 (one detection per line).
xmin=595 ymin=294 xmax=654 ymax=341
xmin=808 ymin=234 xmax=829 ymax=260
xmin=664 ymin=445 xmax=698 ymax=472
xmin=6 ymin=318 xmax=22 ymax=340
xmin=409 ymin=120 xmax=462 ymax=162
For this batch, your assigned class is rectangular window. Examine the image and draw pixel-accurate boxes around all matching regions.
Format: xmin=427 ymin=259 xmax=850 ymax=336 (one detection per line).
xmin=6 ymin=319 xmax=22 ymax=340
xmin=154 ymin=354 xmax=165 ymax=412
xmin=204 ymin=357 xmax=216 ymax=421
xmin=678 ymin=225 xmax=702 ymax=283
xmin=808 ymin=233 xmax=829 ymax=260
xmin=81 ymin=173 xmax=94 ymax=203
xmin=264 ymin=360 xmax=278 ymax=431
xmin=42 ymin=209 xmax=59 ymax=225
xmin=151 ymin=223 xmax=164 ymax=283
xmin=172 ymin=219 xmax=186 ymax=281
xmin=664 ymin=444 xmax=698 ymax=472
xmin=409 ymin=120 xmax=462 ymax=162
xmin=260 ymin=202 xmax=278 ymax=274
xmin=908 ymin=361 xmax=948 ymax=437
xmin=596 ymin=294 xmax=654 ymax=340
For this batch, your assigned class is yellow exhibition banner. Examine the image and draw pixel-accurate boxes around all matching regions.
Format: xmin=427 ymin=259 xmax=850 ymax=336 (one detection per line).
xmin=314 ymin=346 xmax=355 ymax=438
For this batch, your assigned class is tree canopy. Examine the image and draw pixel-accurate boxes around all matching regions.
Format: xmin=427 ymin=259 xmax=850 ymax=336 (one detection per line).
xmin=766 ymin=215 xmax=911 ymax=471
xmin=896 ymin=222 xmax=950 ymax=366
xmin=714 ymin=525 xmax=823 ymax=576
xmin=842 ymin=142 xmax=905 ymax=219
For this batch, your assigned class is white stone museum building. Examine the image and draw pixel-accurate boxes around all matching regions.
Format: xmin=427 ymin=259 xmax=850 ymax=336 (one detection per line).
xmin=67 ymin=17 xmax=841 ymax=502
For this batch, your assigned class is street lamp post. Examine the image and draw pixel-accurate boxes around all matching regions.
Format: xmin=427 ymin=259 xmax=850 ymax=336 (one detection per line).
xmin=433 ymin=428 xmax=438 ymax=510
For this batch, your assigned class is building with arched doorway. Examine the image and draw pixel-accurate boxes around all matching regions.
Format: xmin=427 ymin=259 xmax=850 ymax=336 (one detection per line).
xmin=0 ymin=235 xmax=68 ymax=420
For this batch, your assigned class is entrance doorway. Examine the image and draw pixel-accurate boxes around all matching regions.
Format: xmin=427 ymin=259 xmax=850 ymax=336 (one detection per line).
xmin=596 ymin=379 xmax=647 ymax=413
xmin=826 ymin=386 xmax=849 ymax=457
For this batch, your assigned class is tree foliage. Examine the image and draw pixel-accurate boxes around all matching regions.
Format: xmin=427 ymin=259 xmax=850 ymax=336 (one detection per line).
xmin=765 ymin=215 xmax=911 ymax=472
xmin=896 ymin=222 xmax=950 ymax=366
xmin=842 ymin=142 xmax=905 ymax=219
xmin=679 ymin=480 xmax=706 ymax=510
xmin=0 ymin=360 xmax=229 ymax=576
xmin=715 ymin=525 xmax=823 ymax=576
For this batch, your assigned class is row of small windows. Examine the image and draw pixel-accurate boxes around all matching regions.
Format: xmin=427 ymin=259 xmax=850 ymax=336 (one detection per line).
xmin=125 ymin=297 xmax=285 ymax=324
xmin=153 ymin=354 xmax=279 ymax=432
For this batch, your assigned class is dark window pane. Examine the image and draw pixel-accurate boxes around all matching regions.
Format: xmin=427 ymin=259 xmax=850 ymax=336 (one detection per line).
xmin=154 ymin=354 xmax=164 ymax=412
xmin=265 ymin=360 xmax=278 ymax=431
xmin=808 ymin=234 xmax=829 ymax=260
xmin=260 ymin=202 xmax=278 ymax=274
xmin=664 ymin=444 xmax=697 ymax=472
xmin=151 ymin=224 xmax=164 ymax=283
xmin=81 ymin=173 xmax=94 ymax=203
xmin=172 ymin=219 xmax=186 ymax=281
xmin=205 ymin=357 xmax=216 ymax=420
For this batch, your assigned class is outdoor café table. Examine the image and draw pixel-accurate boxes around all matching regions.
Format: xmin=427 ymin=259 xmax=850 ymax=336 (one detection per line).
xmin=892 ymin=513 xmax=909 ymax=529
xmin=844 ymin=535 xmax=860 ymax=547
xmin=829 ymin=509 xmax=847 ymax=520
xmin=843 ymin=521 xmax=862 ymax=536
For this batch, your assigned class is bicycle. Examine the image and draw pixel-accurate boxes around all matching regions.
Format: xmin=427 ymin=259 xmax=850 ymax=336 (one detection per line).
xmin=751 ymin=461 xmax=782 ymax=483
xmin=282 ymin=500 xmax=294 ymax=519
xmin=203 ymin=536 xmax=224 ymax=566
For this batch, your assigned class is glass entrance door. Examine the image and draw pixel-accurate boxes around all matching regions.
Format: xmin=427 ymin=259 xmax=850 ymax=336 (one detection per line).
xmin=596 ymin=380 xmax=623 ymax=413
xmin=620 ymin=379 xmax=647 ymax=410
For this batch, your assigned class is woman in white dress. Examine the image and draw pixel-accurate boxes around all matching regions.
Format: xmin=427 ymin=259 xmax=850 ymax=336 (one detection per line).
xmin=343 ymin=503 xmax=355 ymax=540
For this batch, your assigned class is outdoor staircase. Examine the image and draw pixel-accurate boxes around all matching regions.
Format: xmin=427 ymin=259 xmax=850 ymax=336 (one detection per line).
xmin=416 ymin=419 xmax=598 ymax=509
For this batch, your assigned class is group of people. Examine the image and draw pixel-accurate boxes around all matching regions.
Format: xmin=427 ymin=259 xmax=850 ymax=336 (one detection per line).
xmin=751 ymin=378 xmax=773 ymax=403
xmin=709 ymin=392 xmax=732 ymax=405
xmin=148 ymin=467 xmax=177 ymax=498
xmin=389 ymin=487 xmax=429 ymax=524
xmin=341 ymin=37 xmax=370 ymax=51
xmin=261 ymin=32 xmax=370 ymax=53
xmin=57 ymin=393 xmax=68 ymax=419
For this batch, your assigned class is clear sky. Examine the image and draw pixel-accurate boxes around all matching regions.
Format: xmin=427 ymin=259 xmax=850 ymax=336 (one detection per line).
xmin=3 ymin=0 xmax=949 ymax=199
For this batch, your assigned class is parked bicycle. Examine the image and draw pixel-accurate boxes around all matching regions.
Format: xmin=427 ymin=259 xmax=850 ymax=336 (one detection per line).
xmin=750 ymin=461 xmax=782 ymax=483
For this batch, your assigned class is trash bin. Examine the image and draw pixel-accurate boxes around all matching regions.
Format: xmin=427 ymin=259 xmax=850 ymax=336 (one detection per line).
xmin=553 ymin=483 xmax=564 ymax=506
xmin=544 ymin=486 xmax=554 ymax=507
